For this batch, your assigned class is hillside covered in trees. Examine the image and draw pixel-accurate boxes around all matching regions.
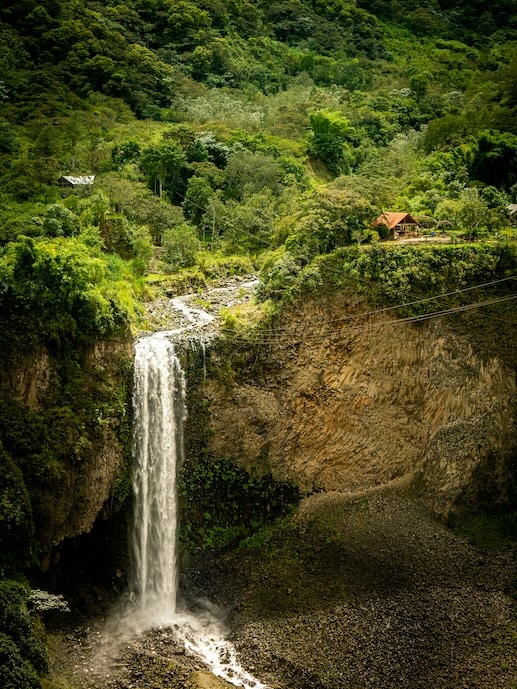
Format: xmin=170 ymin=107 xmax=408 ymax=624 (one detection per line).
xmin=1 ymin=0 xmax=516 ymax=345
xmin=1 ymin=0 xmax=516 ymax=286
xmin=0 ymin=2 xmax=516 ymax=687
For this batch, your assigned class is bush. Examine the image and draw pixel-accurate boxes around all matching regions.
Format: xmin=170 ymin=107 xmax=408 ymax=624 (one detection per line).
xmin=179 ymin=455 xmax=301 ymax=552
xmin=41 ymin=205 xmax=80 ymax=238
xmin=0 ymin=236 xmax=132 ymax=350
xmin=0 ymin=580 xmax=48 ymax=689
xmin=0 ymin=443 xmax=33 ymax=577
xmin=0 ymin=633 xmax=40 ymax=689
xmin=162 ymin=223 xmax=201 ymax=271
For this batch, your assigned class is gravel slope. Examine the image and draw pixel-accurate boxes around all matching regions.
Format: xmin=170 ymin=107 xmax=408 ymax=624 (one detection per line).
xmin=195 ymin=486 xmax=516 ymax=689
xmin=46 ymin=486 xmax=515 ymax=689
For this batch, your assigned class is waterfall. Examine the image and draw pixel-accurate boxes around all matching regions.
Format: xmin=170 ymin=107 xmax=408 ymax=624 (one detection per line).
xmin=127 ymin=278 xmax=270 ymax=689
xmin=131 ymin=334 xmax=186 ymax=626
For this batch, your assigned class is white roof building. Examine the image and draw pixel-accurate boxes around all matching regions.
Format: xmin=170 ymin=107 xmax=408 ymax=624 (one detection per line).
xmin=57 ymin=175 xmax=95 ymax=187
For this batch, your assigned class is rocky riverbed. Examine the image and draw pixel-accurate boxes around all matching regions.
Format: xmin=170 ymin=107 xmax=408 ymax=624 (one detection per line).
xmin=45 ymin=483 xmax=515 ymax=689
xmin=142 ymin=275 xmax=259 ymax=337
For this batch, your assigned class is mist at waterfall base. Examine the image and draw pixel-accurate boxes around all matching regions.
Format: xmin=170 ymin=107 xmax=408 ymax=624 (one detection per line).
xmin=124 ymin=333 xmax=269 ymax=689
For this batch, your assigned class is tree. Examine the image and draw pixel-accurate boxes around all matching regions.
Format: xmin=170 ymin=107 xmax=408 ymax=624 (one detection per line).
xmin=162 ymin=222 xmax=201 ymax=270
xmin=470 ymin=130 xmax=517 ymax=190
xmin=224 ymin=151 xmax=282 ymax=200
xmin=308 ymin=110 xmax=358 ymax=175
xmin=140 ymin=142 xmax=187 ymax=200
xmin=0 ymin=580 xmax=48 ymax=689
xmin=182 ymin=176 xmax=214 ymax=226
xmin=436 ymin=188 xmax=491 ymax=238
xmin=286 ymin=186 xmax=376 ymax=258
xmin=111 ymin=140 xmax=141 ymax=168
xmin=0 ymin=120 xmax=20 ymax=155
xmin=221 ymin=189 xmax=277 ymax=253
xmin=97 ymin=175 xmax=186 ymax=245
xmin=164 ymin=0 xmax=212 ymax=46
xmin=41 ymin=204 xmax=80 ymax=238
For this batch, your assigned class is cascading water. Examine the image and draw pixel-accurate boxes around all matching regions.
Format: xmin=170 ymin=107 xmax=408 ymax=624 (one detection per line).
xmin=127 ymin=280 xmax=270 ymax=689
xmin=131 ymin=334 xmax=186 ymax=627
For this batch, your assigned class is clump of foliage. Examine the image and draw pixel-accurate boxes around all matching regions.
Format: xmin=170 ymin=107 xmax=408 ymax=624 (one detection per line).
xmin=0 ymin=339 xmax=132 ymax=545
xmin=0 ymin=580 xmax=48 ymax=689
xmin=258 ymin=243 xmax=517 ymax=311
xmin=179 ymin=455 xmax=301 ymax=552
xmin=0 ymin=443 xmax=33 ymax=578
xmin=0 ymin=236 xmax=131 ymax=352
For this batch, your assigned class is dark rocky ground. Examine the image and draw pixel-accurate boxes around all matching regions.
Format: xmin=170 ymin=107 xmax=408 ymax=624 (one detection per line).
xmin=226 ymin=486 xmax=516 ymax=689
xmin=44 ymin=483 xmax=516 ymax=689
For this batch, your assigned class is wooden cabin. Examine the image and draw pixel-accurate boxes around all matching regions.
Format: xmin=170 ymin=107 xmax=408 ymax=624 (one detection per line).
xmin=373 ymin=212 xmax=420 ymax=239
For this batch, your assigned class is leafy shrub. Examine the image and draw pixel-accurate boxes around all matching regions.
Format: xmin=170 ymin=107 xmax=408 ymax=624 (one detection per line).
xmin=0 ymin=580 xmax=48 ymax=688
xmin=162 ymin=223 xmax=201 ymax=271
xmin=41 ymin=205 xmax=80 ymax=238
xmin=0 ymin=632 xmax=40 ymax=689
xmin=259 ymin=243 xmax=517 ymax=309
xmin=0 ymin=236 xmax=131 ymax=350
xmin=195 ymin=251 xmax=255 ymax=278
xmin=179 ymin=455 xmax=301 ymax=551
xmin=0 ymin=443 xmax=33 ymax=577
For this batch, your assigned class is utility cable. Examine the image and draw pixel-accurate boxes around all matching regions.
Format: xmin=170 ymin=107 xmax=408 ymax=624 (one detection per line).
xmin=219 ymin=293 xmax=517 ymax=344
xmin=174 ymin=187 xmax=276 ymax=248
xmin=222 ymin=273 xmax=517 ymax=339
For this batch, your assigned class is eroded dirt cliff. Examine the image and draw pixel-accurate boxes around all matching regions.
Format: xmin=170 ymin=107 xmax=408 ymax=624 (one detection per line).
xmin=206 ymin=292 xmax=516 ymax=518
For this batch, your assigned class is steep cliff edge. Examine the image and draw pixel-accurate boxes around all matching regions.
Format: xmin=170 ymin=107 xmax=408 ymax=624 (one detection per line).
xmin=0 ymin=339 xmax=133 ymax=554
xmin=206 ymin=291 xmax=516 ymax=519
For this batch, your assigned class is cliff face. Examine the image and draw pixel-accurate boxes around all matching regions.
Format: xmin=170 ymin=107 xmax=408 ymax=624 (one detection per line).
xmin=0 ymin=340 xmax=133 ymax=548
xmin=206 ymin=293 xmax=516 ymax=518
xmin=1 ymin=285 xmax=512 ymax=559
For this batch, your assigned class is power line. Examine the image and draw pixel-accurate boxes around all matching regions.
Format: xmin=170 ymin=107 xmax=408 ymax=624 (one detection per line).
xmin=226 ymin=274 xmax=517 ymax=338
xmin=174 ymin=187 xmax=276 ymax=249
xmin=220 ymin=292 xmax=517 ymax=345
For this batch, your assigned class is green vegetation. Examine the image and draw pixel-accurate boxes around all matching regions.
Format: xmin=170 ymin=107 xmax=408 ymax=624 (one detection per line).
xmin=258 ymin=242 xmax=517 ymax=310
xmin=179 ymin=454 xmax=301 ymax=552
xmin=0 ymin=2 xmax=516 ymax=685
xmin=0 ymin=581 xmax=48 ymax=689
xmin=449 ymin=509 xmax=517 ymax=551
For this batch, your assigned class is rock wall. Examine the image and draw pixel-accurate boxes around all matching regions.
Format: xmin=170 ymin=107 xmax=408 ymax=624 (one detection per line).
xmin=0 ymin=340 xmax=133 ymax=547
xmin=205 ymin=293 xmax=516 ymax=518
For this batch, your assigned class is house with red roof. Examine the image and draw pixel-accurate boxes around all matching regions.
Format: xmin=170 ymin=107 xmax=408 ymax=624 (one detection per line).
xmin=373 ymin=212 xmax=420 ymax=239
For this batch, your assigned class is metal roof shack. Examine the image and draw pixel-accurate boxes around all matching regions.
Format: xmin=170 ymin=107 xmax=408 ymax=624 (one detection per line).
xmin=57 ymin=175 xmax=95 ymax=187
xmin=373 ymin=212 xmax=419 ymax=239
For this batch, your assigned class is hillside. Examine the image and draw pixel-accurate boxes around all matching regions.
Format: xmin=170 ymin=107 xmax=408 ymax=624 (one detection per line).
xmin=0 ymin=2 xmax=516 ymax=688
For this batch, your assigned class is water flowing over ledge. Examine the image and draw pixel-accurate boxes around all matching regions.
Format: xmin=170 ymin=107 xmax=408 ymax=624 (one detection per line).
xmin=123 ymin=277 xmax=270 ymax=689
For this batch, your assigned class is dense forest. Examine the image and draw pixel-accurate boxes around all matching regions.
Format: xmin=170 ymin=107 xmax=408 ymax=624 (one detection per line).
xmin=0 ymin=1 xmax=516 ymax=687
xmin=1 ymin=1 xmax=517 ymax=322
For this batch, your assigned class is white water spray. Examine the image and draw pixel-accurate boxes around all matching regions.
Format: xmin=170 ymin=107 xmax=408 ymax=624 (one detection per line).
xmin=131 ymin=334 xmax=186 ymax=626
xmin=128 ymin=285 xmax=270 ymax=689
